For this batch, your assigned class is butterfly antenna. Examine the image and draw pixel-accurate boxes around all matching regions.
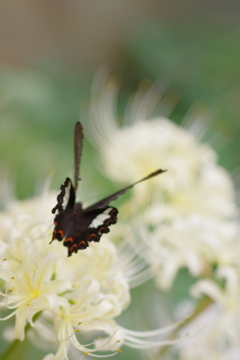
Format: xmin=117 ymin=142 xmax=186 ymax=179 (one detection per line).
xmin=74 ymin=122 xmax=83 ymax=191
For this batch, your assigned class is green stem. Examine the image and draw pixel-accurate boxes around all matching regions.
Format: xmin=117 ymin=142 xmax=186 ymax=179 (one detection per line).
xmin=0 ymin=338 xmax=28 ymax=360
xmin=158 ymin=296 xmax=213 ymax=358
xmin=178 ymin=296 xmax=213 ymax=328
xmin=0 ymin=313 xmax=41 ymax=360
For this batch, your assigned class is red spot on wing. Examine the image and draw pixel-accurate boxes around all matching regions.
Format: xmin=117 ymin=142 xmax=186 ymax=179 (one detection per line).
xmin=64 ymin=237 xmax=74 ymax=245
xmin=78 ymin=240 xmax=87 ymax=249
xmin=99 ymin=227 xmax=108 ymax=233
xmin=70 ymin=244 xmax=78 ymax=253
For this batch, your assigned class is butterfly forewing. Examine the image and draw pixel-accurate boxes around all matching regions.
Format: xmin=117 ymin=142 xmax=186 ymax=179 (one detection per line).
xmin=84 ymin=169 xmax=166 ymax=212
xmin=74 ymin=122 xmax=83 ymax=191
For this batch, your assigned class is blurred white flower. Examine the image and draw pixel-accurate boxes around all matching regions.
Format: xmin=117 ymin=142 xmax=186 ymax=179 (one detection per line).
xmin=0 ymin=189 xmax=180 ymax=359
xmin=177 ymin=266 xmax=240 ymax=360
xmin=88 ymin=76 xmax=237 ymax=289
xmin=191 ymin=266 xmax=240 ymax=345
xmin=141 ymin=215 xmax=239 ymax=289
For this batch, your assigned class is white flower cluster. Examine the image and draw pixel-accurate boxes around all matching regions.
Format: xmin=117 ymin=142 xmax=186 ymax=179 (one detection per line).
xmin=0 ymin=190 xmax=180 ymax=360
xmin=0 ymin=194 xmax=129 ymax=358
xmin=177 ymin=265 xmax=240 ymax=360
xmin=1 ymin=76 xmax=239 ymax=360
xmin=88 ymin=76 xmax=240 ymax=359
xmin=89 ymin=78 xmax=237 ymax=290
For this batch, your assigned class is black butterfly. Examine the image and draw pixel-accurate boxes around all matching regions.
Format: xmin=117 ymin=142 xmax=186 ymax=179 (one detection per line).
xmin=51 ymin=122 xmax=166 ymax=256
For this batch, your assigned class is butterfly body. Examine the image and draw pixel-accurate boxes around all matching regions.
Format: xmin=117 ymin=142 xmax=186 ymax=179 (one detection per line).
xmin=51 ymin=122 xmax=166 ymax=256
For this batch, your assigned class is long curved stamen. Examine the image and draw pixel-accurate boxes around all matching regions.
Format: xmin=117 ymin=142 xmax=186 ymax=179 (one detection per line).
xmin=28 ymin=222 xmax=53 ymax=241
xmin=87 ymin=328 xmax=119 ymax=351
xmin=128 ymin=268 xmax=154 ymax=289
xmin=0 ymin=259 xmax=7 ymax=268
xmin=122 ymin=321 xmax=180 ymax=337
xmin=5 ymin=277 xmax=15 ymax=295
xmin=6 ymin=289 xmax=13 ymax=308
xmin=0 ymin=303 xmax=30 ymax=321
xmin=0 ymin=307 xmax=19 ymax=321
xmin=70 ymin=328 xmax=122 ymax=359
xmin=116 ymin=240 xmax=153 ymax=288
xmin=4 ymin=275 xmax=20 ymax=305
xmin=123 ymin=336 xmax=187 ymax=349
xmin=79 ymin=351 xmax=121 ymax=359
xmin=4 ymin=297 xmax=32 ymax=309
xmin=120 ymin=321 xmax=191 ymax=350
xmin=118 ymin=245 xmax=146 ymax=274
xmin=60 ymin=322 xmax=82 ymax=342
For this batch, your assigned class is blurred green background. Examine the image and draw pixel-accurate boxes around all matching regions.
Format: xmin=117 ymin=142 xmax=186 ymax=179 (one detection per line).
xmin=0 ymin=1 xmax=240 ymax=359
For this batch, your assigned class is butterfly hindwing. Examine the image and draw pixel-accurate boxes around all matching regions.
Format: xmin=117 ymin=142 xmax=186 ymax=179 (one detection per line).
xmin=88 ymin=206 xmax=118 ymax=236
xmin=65 ymin=207 xmax=118 ymax=256
xmin=63 ymin=232 xmax=90 ymax=256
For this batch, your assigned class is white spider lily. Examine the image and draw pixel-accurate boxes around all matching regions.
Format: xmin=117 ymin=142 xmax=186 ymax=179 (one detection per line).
xmin=139 ymin=215 xmax=239 ymax=289
xmin=0 ymin=192 xmax=181 ymax=360
xmin=0 ymin=249 xmax=70 ymax=340
xmin=88 ymin=76 xmax=237 ymax=289
xmin=191 ymin=267 xmax=240 ymax=337
xmin=89 ymin=78 xmax=235 ymax=220
xmin=176 ymin=267 xmax=240 ymax=359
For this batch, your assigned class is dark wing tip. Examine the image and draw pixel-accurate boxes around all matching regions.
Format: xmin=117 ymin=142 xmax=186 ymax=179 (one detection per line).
xmin=74 ymin=122 xmax=84 ymax=191
xmin=136 ymin=168 xmax=167 ymax=183
xmin=75 ymin=121 xmax=82 ymax=129
xmin=150 ymin=169 xmax=167 ymax=176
